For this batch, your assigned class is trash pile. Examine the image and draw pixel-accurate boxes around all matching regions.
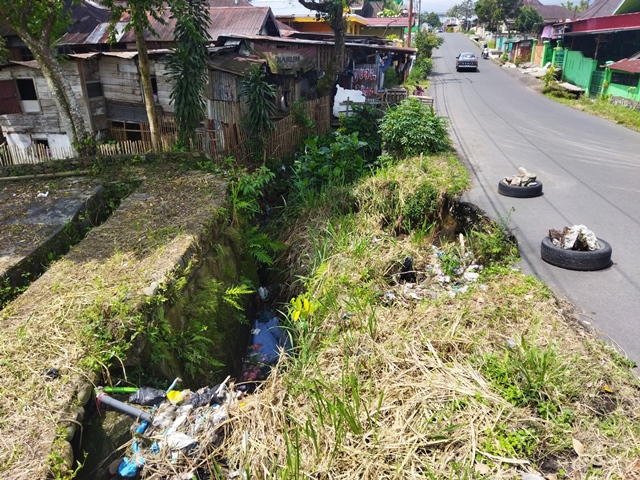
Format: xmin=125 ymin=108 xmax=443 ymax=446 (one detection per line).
xmin=97 ymin=378 xmax=239 ymax=479
xmin=502 ymin=167 xmax=538 ymax=186
xmin=548 ymin=225 xmax=601 ymax=251
xmin=384 ymin=237 xmax=485 ymax=306
xmin=239 ymin=311 xmax=291 ymax=385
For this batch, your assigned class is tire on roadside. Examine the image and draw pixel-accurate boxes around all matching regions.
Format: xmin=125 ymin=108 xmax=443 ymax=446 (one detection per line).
xmin=498 ymin=180 xmax=543 ymax=198
xmin=540 ymin=236 xmax=612 ymax=271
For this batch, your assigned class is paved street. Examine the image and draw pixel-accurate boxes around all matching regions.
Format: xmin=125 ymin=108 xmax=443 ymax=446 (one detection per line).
xmin=429 ymin=33 xmax=640 ymax=366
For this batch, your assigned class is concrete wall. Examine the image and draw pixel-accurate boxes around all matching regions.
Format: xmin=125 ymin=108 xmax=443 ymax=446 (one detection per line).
xmin=562 ymin=50 xmax=597 ymax=90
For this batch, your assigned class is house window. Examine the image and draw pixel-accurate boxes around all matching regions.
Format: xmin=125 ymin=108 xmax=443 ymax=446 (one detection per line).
xmin=86 ymin=82 xmax=104 ymax=98
xmin=110 ymin=121 xmax=143 ymax=141
xmin=16 ymin=78 xmax=40 ymax=113
xmin=142 ymin=76 xmax=159 ymax=103
xmin=16 ymin=79 xmax=37 ymax=101
xmin=611 ymin=72 xmax=639 ymax=88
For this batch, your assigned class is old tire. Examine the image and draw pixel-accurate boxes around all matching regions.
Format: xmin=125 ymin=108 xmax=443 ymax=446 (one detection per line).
xmin=540 ymin=236 xmax=612 ymax=271
xmin=498 ymin=180 xmax=543 ymax=198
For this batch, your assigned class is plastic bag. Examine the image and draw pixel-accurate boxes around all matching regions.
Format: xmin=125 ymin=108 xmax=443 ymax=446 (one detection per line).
xmin=129 ymin=387 xmax=167 ymax=406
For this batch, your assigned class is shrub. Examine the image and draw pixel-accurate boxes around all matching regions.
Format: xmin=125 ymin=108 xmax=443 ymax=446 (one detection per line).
xmin=383 ymin=68 xmax=401 ymax=88
xmin=407 ymin=57 xmax=433 ymax=83
xmin=292 ymin=132 xmax=370 ymax=193
xmin=379 ymin=98 xmax=450 ymax=157
xmin=338 ymin=104 xmax=382 ymax=161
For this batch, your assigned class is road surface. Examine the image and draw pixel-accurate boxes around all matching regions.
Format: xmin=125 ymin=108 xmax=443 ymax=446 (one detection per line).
xmin=429 ymin=33 xmax=640 ymax=366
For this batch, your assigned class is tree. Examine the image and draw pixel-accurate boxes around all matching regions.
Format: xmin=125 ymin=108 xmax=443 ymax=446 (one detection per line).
xmin=447 ymin=0 xmax=475 ymax=30
xmin=560 ymin=0 xmax=588 ymax=14
xmin=421 ymin=11 xmax=442 ymax=28
xmin=166 ymin=0 xmax=211 ymax=148
xmin=475 ymin=0 xmax=522 ymax=32
xmin=515 ymin=6 xmax=543 ymax=33
xmin=298 ymin=0 xmax=356 ymax=73
xmin=0 ymin=0 xmax=91 ymax=152
xmin=102 ymin=0 xmax=165 ymax=152
xmin=240 ymin=66 xmax=275 ymax=164
xmin=378 ymin=0 xmax=401 ymax=17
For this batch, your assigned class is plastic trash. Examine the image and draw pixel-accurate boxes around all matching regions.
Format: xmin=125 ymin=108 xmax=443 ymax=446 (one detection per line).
xmin=186 ymin=386 xmax=222 ymax=408
xmin=118 ymin=441 xmax=145 ymax=477
xmin=129 ymin=387 xmax=167 ymax=406
xmin=164 ymin=432 xmax=196 ymax=450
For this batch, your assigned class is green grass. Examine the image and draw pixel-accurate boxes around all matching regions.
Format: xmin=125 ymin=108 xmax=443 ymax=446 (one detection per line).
xmin=547 ymin=93 xmax=640 ymax=132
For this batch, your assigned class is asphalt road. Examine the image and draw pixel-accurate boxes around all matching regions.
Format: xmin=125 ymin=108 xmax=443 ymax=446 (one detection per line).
xmin=428 ymin=33 xmax=640 ymax=365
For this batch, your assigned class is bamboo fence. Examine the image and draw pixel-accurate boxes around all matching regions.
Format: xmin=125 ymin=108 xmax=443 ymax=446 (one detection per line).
xmin=1 ymin=97 xmax=332 ymax=167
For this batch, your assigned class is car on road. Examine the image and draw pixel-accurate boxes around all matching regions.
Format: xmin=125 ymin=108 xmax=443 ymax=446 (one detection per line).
xmin=435 ymin=27 xmax=443 ymax=33
xmin=455 ymin=52 xmax=478 ymax=72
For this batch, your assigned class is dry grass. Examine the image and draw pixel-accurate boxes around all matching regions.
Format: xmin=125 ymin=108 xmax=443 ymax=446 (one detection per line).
xmin=0 ymin=164 xmax=226 ymax=479
xmin=219 ymin=155 xmax=640 ymax=479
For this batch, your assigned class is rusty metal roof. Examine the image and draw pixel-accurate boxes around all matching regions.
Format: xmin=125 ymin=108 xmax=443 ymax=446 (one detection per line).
xmin=607 ymin=52 xmax=640 ymax=73
xmin=57 ymin=1 xmax=114 ymax=46
xmin=218 ymin=33 xmax=416 ymax=53
xmin=118 ymin=6 xmax=279 ymax=43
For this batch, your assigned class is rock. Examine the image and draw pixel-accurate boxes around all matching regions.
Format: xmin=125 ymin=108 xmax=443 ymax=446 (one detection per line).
xmin=77 ymin=383 xmax=94 ymax=406
xmin=143 ymin=281 xmax=159 ymax=296
xmin=75 ymin=411 xmax=134 ymax=480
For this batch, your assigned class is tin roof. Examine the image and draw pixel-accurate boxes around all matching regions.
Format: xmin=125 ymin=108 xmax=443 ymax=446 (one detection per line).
xmin=607 ymin=52 xmax=640 ymax=73
xmin=577 ymin=0 xmax=640 ymax=19
xmin=56 ymin=1 xmax=114 ymax=46
xmin=522 ymin=0 xmax=574 ymax=22
xmin=117 ymin=6 xmax=279 ymax=43
xmin=218 ymin=32 xmax=416 ymax=53
xmin=563 ymin=11 xmax=640 ymax=35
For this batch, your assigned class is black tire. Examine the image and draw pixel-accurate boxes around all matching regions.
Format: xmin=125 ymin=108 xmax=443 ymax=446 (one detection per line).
xmin=498 ymin=180 xmax=543 ymax=198
xmin=540 ymin=236 xmax=612 ymax=271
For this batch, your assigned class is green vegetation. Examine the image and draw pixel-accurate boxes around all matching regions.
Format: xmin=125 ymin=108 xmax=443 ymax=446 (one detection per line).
xmin=515 ymin=6 xmax=544 ymax=34
xmin=214 ymin=94 xmax=640 ymax=479
xmin=546 ymin=94 xmax=640 ymax=132
xmin=240 ymin=66 xmax=276 ymax=163
xmin=407 ymin=30 xmax=443 ymax=82
xmin=166 ymin=0 xmax=211 ymax=148
xmin=379 ymin=98 xmax=450 ymax=157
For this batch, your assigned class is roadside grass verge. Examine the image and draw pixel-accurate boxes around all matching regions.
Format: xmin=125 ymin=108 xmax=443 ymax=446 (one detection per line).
xmin=221 ymin=152 xmax=640 ymax=479
xmin=546 ymin=93 xmax=640 ymax=132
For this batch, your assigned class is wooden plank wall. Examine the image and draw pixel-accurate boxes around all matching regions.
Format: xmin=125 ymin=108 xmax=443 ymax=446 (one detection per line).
xmin=1 ymin=97 xmax=332 ymax=166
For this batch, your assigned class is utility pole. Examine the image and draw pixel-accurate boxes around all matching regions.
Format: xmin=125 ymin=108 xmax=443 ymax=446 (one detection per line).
xmin=407 ymin=0 xmax=414 ymax=47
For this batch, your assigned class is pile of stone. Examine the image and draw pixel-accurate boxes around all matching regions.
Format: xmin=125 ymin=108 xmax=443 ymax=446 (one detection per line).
xmin=503 ymin=167 xmax=537 ymax=186
xmin=548 ymin=225 xmax=601 ymax=251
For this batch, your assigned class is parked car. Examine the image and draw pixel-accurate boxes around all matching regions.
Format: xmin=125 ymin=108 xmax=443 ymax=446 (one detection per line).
xmin=455 ymin=52 xmax=478 ymax=72
xmin=435 ymin=27 xmax=443 ymax=33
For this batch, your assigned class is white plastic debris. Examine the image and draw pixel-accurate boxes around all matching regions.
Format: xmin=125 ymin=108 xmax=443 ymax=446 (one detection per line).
xmin=163 ymin=432 xmax=196 ymax=450
xmin=36 ymin=191 xmax=49 ymax=198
